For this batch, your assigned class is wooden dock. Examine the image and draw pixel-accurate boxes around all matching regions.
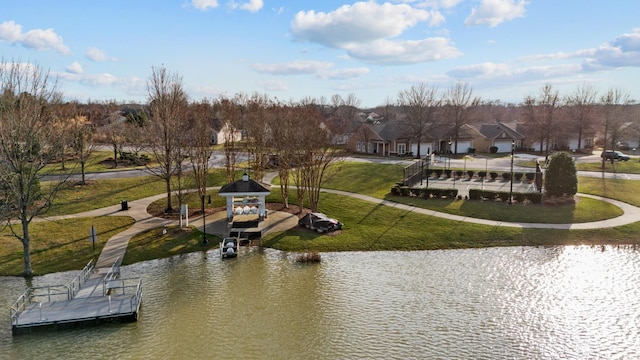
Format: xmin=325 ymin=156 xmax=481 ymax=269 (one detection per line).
xmin=10 ymin=259 xmax=142 ymax=335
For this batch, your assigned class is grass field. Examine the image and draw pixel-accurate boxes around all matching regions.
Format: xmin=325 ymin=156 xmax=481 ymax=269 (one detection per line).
xmin=3 ymin=158 xmax=640 ymax=276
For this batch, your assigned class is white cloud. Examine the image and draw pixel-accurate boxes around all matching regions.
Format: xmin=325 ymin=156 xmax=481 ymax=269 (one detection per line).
xmin=66 ymin=61 xmax=83 ymax=74
xmin=291 ymin=2 xmax=432 ymax=48
xmin=447 ymin=62 xmax=511 ymax=78
xmin=0 ymin=20 xmax=71 ymax=55
xmin=345 ymin=37 xmax=462 ymax=65
xmin=252 ymin=60 xmax=334 ymax=75
xmin=192 ymin=0 xmax=219 ymax=10
xmin=239 ymin=0 xmax=264 ymax=13
xmin=252 ymin=60 xmax=370 ymax=80
xmin=290 ymin=2 xmax=455 ymax=65
xmin=85 ymin=47 xmax=116 ymax=62
xmin=447 ymin=61 xmax=582 ymax=84
xmin=79 ymin=73 xmax=119 ymax=86
xmin=465 ymin=0 xmax=528 ymax=28
xmin=521 ymin=29 xmax=640 ymax=70
xmin=586 ymin=28 xmax=640 ymax=68
xmin=257 ymin=79 xmax=288 ymax=91
xmin=319 ymin=67 xmax=370 ymax=80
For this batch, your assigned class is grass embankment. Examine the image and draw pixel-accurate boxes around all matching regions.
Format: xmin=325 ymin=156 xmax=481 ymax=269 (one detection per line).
xmin=0 ymin=216 xmax=134 ymax=276
xmin=3 ymin=160 xmax=640 ymax=276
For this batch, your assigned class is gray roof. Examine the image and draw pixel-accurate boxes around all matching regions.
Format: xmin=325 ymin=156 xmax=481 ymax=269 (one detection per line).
xmin=218 ymin=174 xmax=271 ymax=195
xmin=477 ymin=121 xmax=524 ymax=140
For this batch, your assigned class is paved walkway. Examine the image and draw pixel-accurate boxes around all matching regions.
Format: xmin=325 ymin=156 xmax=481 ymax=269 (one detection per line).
xmin=38 ymin=172 xmax=640 ymax=273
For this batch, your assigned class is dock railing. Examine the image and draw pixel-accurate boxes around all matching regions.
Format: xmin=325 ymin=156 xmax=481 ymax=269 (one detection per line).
xmin=105 ymin=277 xmax=143 ymax=315
xmin=70 ymin=260 xmax=94 ymax=298
xmin=103 ymin=257 xmax=121 ymax=296
xmin=10 ymin=260 xmax=94 ymax=325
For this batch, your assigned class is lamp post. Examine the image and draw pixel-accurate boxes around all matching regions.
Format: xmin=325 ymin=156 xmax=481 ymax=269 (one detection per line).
xmin=448 ymin=139 xmax=452 ymax=171
xmin=508 ymin=140 xmax=515 ymax=205
xmin=420 ymin=156 xmax=424 ymax=186
xmin=201 ymin=194 xmax=208 ymax=245
xmin=426 ymin=150 xmax=430 ymax=189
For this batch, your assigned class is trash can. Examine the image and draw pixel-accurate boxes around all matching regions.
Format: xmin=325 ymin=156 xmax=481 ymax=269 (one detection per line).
xmin=121 ymin=200 xmax=128 ymax=211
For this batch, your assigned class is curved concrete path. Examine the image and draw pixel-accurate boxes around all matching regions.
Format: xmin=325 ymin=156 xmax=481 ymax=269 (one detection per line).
xmin=39 ymin=175 xmax=640 ymax=271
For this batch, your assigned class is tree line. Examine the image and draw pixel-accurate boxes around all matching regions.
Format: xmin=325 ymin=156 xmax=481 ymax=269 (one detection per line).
xmin=1 ymin=60 xmax=638 ymax=276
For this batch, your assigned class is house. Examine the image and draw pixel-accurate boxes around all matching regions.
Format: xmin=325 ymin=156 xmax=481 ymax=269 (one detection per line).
xmin=211 ymin=121 xmax=242 ymax=145
xmin=474 ymin=121 xmax=524 ymax=153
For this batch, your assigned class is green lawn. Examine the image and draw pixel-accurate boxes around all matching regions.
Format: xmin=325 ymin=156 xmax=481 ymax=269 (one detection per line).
xmin=5 ymin=160 xmax=640 ymax=276
xmin=0 ymin=216 xmax=135 ymax=276
xmin=261 ymin=192 xmax=640 ymax=252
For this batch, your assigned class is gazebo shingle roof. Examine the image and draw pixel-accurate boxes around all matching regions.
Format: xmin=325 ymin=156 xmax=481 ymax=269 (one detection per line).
xmin=218 ymin=174 xmax=270 ymax=194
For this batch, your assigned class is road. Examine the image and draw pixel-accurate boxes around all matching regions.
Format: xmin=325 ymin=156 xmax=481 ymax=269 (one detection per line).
xmin=45 ymin=151 xmax=640 ymax=182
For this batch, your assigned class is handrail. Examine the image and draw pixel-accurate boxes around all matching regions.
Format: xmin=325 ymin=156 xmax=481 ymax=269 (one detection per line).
xmin=103 ymin=257 xmax=121 ymax=296
xmin=70 ymin=260 xmax=94 ymax=298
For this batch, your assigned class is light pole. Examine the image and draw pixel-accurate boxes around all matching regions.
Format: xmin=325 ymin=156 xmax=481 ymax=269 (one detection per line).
xmin=426 ymin=150 xmax=430 ymax=189
xmin=448 ymin=139 xmax=452 ymax=171
xmin=508 ymin=140 xmax=515 ymax=205
xmin=201 ymin=194 xmax=208 ymax=245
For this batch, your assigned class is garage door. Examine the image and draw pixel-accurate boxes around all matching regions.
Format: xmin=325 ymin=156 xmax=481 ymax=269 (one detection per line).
xmin=494 ymin=141 xmax=513 ymax=153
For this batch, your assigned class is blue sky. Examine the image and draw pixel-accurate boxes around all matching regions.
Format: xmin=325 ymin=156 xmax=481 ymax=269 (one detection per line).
xmin=1 ymin=0 xmax=639 ymax=107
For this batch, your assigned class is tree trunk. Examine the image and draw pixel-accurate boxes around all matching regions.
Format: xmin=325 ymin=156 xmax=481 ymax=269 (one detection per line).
xmin=21 ymin=216 xmax=32 ymax=276
xmin=165 ymin=177 xmax=173 ymax=212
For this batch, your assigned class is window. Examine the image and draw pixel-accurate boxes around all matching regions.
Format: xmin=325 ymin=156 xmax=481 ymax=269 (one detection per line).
xmin=397 ymin=143 xmax=406 ymax=155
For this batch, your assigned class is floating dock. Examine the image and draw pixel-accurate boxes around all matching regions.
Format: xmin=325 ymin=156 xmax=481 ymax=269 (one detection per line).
xmin=10 ymin=259 xmax=142 ymax=335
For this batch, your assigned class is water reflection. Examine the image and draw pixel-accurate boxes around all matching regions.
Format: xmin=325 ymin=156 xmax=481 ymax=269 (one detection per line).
xmin=1 ymin=246 xmax=639 ymax=359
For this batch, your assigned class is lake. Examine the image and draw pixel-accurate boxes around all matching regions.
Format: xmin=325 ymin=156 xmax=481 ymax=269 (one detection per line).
xmin=1 ymin=245 xmax=639 ymax=359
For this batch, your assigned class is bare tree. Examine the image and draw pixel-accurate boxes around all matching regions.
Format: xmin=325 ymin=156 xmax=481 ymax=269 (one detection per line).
xmin=243 ymin=93 xmax=271 ymax=182
xmin=565 ymin=84 xmax=598 ymax=152
xmin=296 ymin=103 xmax=343 ymax=212
xmin=187 ymin=99 xmax=214 ymax=198
xmin=443 ymin=82 xmax=480 ymax=155
xmin=145 ymin=66 xmax=188 ymax=212
xmin=521 ymin=84 xmax=560 ymax=161
xmin=599 ymin=88 xmax=632 ymax=168
xmin=98 ymin=101 xmax=125 ymax=168
xmin=68 ymin=115 xmax=97 ymax=184
xmin=50 ymin=101 xmax=79 ymax=171
xmin=0 ymin=61 xmax=66 ymax=276
xmin=213 ymin=95 xmax=243 ymax=183
xmin=397 ymin=83 xmax=441 ymax=158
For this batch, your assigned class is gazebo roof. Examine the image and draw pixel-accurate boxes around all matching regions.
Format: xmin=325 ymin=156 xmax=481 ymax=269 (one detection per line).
xmin=218 ymin=173 xmax=271 ymax=196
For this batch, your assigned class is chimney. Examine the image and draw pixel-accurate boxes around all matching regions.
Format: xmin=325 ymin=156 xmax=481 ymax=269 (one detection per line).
xmin=242 ymin=173 xmax=249 ymax=182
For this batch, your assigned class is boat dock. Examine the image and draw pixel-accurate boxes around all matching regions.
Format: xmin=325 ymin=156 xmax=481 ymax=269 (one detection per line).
xmin=10 ymin=258 xmax=142 ymax=335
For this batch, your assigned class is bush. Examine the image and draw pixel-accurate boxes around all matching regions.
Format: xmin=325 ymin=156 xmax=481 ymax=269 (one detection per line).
xmin=467 ymin=147 xmax=476 ymax=154
xmin=514 ymin=172 xmax=524 ymax=181
xmin=444 ymin=169 xmax=452 ymax=178
xmin=478 ymin=171 xmax=486 ymax=179
xmin=434 ymin=169 xmax=443 ymax=178
xmin=545 ymin=152 xmax=578 ymax=197
xmin=466 ymin=170 xmax=475 ymax=179
xmin=490 ymin=146 xmax=498 ymax=153
xmin=525 ymin=172 xmax=535 ymax=182
xmin=502 ymin=172 xmax=511 ymax=181
xmin=399 ymin=186 xmax=410 ymax=196
xmin=489 ymin=172 xmax=498 ymax=180
xmin=455 ymin=170 xmax=464 ymax=179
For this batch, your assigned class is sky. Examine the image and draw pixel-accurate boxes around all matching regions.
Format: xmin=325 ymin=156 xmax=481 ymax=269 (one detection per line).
xmin=1 ymin=0 xmax=639 ymax=108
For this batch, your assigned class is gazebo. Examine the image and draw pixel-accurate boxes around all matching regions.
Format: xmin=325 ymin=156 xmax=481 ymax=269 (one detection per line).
xmin=218 ymin=173 xmax=271 ymax=222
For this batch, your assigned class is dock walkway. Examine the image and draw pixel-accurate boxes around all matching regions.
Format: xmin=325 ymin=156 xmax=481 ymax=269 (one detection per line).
xmin=10 ymin=259 xmax=142 ymax=335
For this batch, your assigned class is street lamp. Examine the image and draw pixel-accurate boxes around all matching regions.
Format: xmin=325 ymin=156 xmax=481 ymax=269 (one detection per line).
xmin=508 ymin=140 xmax=515 ymax=205
xmin=448 ymin=139 xmax=452 ymax=171
xmin=426 ymin=150 xmax=430 ymax=189
xmin=201 ymin=194 xmax=208 ymax=245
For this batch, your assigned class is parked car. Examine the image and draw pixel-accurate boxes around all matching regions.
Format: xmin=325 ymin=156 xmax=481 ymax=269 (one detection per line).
xmin=299 ymin=212 xmax=343 ymax=233
xmin=601 ymin=150 xmax=630 ymax=161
